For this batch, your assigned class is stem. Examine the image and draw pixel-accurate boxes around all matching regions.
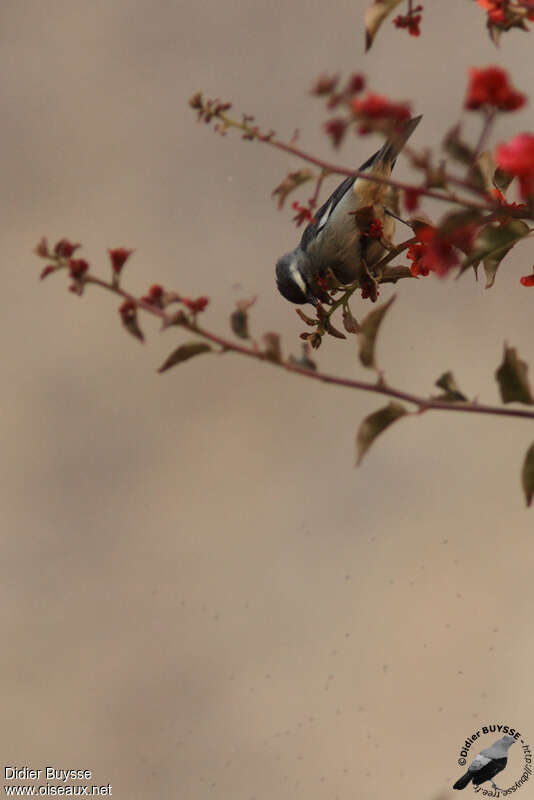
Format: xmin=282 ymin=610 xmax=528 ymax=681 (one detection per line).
xmin=472 ymin=109 xmax=496 ymax=166
xmin=84 ymin=274 xmax=534 ymax=424
xmin=218 ymin=111 xmax=498 ymax=213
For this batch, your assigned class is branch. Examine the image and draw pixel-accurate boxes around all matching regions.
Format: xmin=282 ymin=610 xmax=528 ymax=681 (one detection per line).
xmin=83 ymin=274 xmax=534 ymax=423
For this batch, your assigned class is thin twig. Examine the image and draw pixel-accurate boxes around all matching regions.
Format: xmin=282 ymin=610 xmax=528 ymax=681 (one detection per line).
xmin=85 ymin=274 xmax=534 ymax=424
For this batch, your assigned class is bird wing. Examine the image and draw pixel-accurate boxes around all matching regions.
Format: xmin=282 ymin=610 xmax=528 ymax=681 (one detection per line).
xmin=299 ymin=151 xmax=380 ymax=252
xmin=468 ymin=753 xmax=491 ymax=773
xmin=472 ymin=757 xmax=508 ymax=786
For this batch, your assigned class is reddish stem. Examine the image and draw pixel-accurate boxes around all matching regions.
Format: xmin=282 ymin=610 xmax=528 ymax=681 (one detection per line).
xmin=85 ymin=274 xmax=534 ymax=423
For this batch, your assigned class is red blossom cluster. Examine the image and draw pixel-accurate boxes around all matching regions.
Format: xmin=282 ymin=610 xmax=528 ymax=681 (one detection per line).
xmin=291 ymin=200 xmax=316 ymax=227
xmin=393 ymin=5 xmax=423 ymax=37
xmin=312 ymin=72 xmax=366 ymax=108
xmin=315 ymin=72 xmax=366 ymax=148
xmin=520 ymin=267 xmax=534 ymax=287
xmin=477 ymin=0 xmax=534 ymax=25
xmin=366 ymin=219 xmax=384 ymax=239
xmin=108 ymin=247 xmax=133 ymax=274
xmin=403 ymin=187 xmax=422 ymax=212
xmin=465 ymin=66 xmax=526 ymax=111
xmin=351 ymin=93 xmax=412 ymax=134
xmin=496 ymin=133 xmax=534 ymax=199
xmin=407 ymin=224 xmax=477 ymax=277
xmin=316 ymin=73 xmax=412 ymax=145
xmin=140 ymin=284 xmax=209 ymax=314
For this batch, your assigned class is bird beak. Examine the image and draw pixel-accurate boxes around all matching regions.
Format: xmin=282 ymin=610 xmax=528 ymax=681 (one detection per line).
xmin=307 ymin=288 xmax=333 ymax=306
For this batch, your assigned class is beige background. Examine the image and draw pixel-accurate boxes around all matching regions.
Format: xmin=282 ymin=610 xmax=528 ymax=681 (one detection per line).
xmin=2 ymin=1 xmax=534 ymax=798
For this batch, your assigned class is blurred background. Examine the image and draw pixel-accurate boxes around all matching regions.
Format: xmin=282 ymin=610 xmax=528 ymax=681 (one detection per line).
xmin=2 ymin=1 xmax=534 ymax=798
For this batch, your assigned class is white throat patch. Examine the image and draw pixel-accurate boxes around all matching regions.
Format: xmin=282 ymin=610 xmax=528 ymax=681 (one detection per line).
xmin=289 ymin=261 xmax=308 ymax=296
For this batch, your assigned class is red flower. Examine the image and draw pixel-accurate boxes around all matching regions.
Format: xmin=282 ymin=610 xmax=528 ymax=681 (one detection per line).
xmin=351 ymin=93 xmax=411 ymax=134
xmin=520 ymin=269 xmax=534 ymax=287
xmin=324 ymin=118 xmax=348 ymax=148
xmin=108 ymin=247 xmax=133 ymax=274
xmin=465 ymin=66 xmax=526 ymax=112
xmin=407 ymin=225 xmax=468 ymax=277
xmin=347 ymin=73 xmax=366 ymax=95
xmin=311 ymin=74 xmax=339 ymax=96
xmin=407 ymin=241 xmax=430 ymax=277
xmin=291 ymin=201 xmax=316 ymax=227
xmin=477 ymin=0 xmax=534 ymax=23
xmin=477 ymin=0 xmax=506 ymax=22
xmin=39 ymin=265 xmax=56 ymax=280
xmin=68 ymin=258 xmax=89 ymax=277
xmin=393 ymin=6 xmax=423 ymax=37
xmin=35 ymin=237 xmax=50 ymax=258
xmin=404 ymin=187 xmax=422 ymax=212
xmin=367 ymin=219 xmax=384 ymax=239
xmin=141 ymin=284 xmax=165 ymax=307
xmin=360 ymin=275 xmax=379 ymax=302
xmin=496 ymin=133 xmax=534 ymax=199
xmin=183 ymin=296 xmax=209 ymax=313
xmin=119 ymin=299 xmax=136 ymax=319
xmin=54 ymin=238 xmax=81 ymax=258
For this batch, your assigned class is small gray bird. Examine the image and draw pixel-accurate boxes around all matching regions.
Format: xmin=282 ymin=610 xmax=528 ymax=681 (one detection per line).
xmin=453 ymin=734 xmax=516 ymax=791
xmin=275 ymin=115 xmax=421 ymax=306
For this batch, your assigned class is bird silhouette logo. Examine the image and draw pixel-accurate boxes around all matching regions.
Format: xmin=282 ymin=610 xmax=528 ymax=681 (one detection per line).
xmin=454 ymin=734 xmax=516 ymax=791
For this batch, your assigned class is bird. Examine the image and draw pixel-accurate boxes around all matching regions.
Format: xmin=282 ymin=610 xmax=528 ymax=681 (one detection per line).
xmin=453 ymin=734 xmax=516 ymax=790
xmin=275 ymin=115 xmax=421 ymax=306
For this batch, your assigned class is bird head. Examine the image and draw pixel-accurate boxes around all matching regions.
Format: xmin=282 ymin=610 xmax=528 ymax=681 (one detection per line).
xmin=275 ymin=248 xmax=332 ymax=306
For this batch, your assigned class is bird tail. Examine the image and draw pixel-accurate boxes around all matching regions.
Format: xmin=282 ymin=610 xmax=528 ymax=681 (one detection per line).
xmin=453 ymin=771 xmax=473 ymax=790
xmin=372 ymin=115 xmax=422 ymax=170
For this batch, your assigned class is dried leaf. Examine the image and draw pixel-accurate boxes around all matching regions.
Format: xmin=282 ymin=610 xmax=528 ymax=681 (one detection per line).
xmin=471 ymin=150 xmax=496 ymax=193
xmin=522 ymin=443 xmax=534 ymax=507
xmin=493 ymin=166 xmax=514 ymax=194
xmin=443 ymin=124 xmax=475 ymax=167
xmin=121 ymin=313 xmax=144 ymax=342
xmin=434 ymin=371 xmax=467 ymax=402
xmin=364 ymin=0 xmax=404 ymax=51
xmin=296 ymin=308 xmax=317 ymax=326
xmin=289 ymin=344 xmax=317 ymax=371
xmin=459 ymin=220 xmax=530 ymax=281
xmin=487 ymin=21 xmax=502 ymax=47
xmin=272 ymin=169 xmax=314 ymax=209
xmin=229 ymin=296 xmax=256 ymax=339
xmin=158 ymin=342 xmax=211 ymax=373
xmin=230 ymin=309 xmax=249 ymax=339
xmin=356 ymin=402 xmax=407 ymax=465
xmin=358 ymin=295 xmax=396 ymax=369
xmin=263 ymin=332 xmax=282 ymax=363
xmin=324 ymin=318 xmax=346 ymax=339
xmin=495 ymin=345 xmax=534 ymax=405
xmin=342 ymin=306 xmax=361 ymax=334
xmin=482 ymin=257 xmax=500 ymax=289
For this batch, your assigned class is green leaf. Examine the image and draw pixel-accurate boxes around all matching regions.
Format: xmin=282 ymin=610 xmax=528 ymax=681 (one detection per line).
xmin=158 ymin=342 xmax=211 ymax=373
xmin=495 ymin=345 xmax=534 ymax=405
xmin=459 ymin=220 xmax=530 ymax=282
xmin=522 ymin=443 xmax=534 ymax=507
xmin=434 ymin=371 xmax=467 ymax=403
xmin=356 ymin=402 xmax=407 ymax=466
xmin=364 ymin=0 xmax=403 ymax=51
xmin=358 ymin=295 xmax=396 ymax=369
